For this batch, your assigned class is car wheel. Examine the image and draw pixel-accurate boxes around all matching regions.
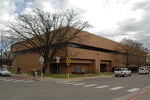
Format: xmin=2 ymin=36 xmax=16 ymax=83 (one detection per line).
xmin=122 ymin=74 xmax=126 ymax=77
xmin=129 ymin=74 xmax=131 ymax=76
xmin=115 ymin=75 xmax=118 ymax=77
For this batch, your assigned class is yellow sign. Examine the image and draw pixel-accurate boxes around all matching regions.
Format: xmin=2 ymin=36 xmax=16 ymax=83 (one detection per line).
xmin=66 ymin=57 xmax=71 ymax=65
xmin=66 ymin=57 xmax=71 ymax=62
xmin=67 ymin=62 xmax=70 ymax=65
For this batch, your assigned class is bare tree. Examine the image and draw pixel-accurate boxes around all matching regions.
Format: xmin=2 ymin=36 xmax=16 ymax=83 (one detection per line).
xmin=116 ymin=38 xmax=136 ymax=67
xmin=146 ymin=53 xmax=150 ymax=65
xmin=0 ymin=34 xmax=16 ymax=68
xmin=116 ymin=38 xmax=149 ymax=68
xmin=7 ymin=9 xmax=91 ymax=74
xmin=134 ymin=43 xmax=149 ymax=67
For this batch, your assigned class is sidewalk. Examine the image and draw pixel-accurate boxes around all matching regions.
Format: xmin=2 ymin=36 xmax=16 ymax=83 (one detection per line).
xmin=127 ymin=87 xmax=150 ymax=100
xmin=133 ymin=89 xmax=150 ymax=100
xmin=114 ymin=84 xmax=150 ymax=100
xmin=11 ymin=74 xmax=37 ymax=80
xmin=11 ymin=73 xmax=113 ymax=82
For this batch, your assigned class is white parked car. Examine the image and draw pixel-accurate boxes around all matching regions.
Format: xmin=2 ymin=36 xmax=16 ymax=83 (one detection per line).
xmin=0 ymin=68 xmax=11 ymax=76
xmin=139 ymin=67 xmax=149 ymax=74
xmin=114 ymin=68 xmax=131 ymax=77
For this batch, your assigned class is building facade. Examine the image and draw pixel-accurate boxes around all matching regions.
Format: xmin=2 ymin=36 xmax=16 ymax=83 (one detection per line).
xmin=11 ymin=30 xmax=121 ymax=74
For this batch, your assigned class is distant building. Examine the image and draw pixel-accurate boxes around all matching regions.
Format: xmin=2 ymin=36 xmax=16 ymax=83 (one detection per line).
xmin=11 ymin=30 xmax=122 ymax=74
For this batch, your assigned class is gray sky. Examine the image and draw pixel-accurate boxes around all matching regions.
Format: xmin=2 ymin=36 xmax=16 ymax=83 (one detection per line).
xmin=0 ymin=0 xmax=150 ymax=49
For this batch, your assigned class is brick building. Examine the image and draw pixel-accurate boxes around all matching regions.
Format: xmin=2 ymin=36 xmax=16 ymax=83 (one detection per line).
xmin=11 ymin=30 xmax=121 ymax=74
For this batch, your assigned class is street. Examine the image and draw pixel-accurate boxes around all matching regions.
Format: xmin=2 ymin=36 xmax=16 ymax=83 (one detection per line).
xmin=0 ymin=74 xmax=150 ymax=100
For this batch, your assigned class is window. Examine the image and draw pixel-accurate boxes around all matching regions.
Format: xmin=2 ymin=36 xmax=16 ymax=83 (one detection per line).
xmin=74 ymin=67 xmax=82 ymax=72
xmin=67 ymin=43 xmax=119 ymax=54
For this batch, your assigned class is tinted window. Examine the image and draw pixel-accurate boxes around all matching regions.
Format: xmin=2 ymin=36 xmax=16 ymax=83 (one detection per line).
xmin=1 ymin=69 xmax=8 ymax=71
xmin=139 ymin=68 xmax=144 ymax=70
xmin=115 ymin=68 xmax=121 ymax=71
xmin=74 ymin=67 xmax=82 ymax=72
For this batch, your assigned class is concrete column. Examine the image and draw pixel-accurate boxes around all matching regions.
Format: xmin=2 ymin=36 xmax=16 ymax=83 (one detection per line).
xmin=95 ymin=59 xmax=100 ymax=73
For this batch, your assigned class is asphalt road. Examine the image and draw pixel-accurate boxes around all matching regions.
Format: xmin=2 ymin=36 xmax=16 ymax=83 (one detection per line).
xmin=0 ymin=74 xmax=150 ymax=100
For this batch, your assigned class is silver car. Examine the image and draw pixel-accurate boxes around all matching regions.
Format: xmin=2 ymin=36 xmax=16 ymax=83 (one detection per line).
xmin=114 ymin=68 xmax=131 ymax=77
xmin=0 ymin=68 xmax=11 ymax=76
xmin=139 ymin=67 xmax=149 ymax=74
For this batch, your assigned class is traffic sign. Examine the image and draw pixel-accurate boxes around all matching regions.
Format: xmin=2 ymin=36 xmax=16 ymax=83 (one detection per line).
xmin=66 ymin=57 xmax=71 ymax=62
xmin=39 ymin=56 xmax=44 ymax=81
xmin=67 ymin=62 xmax=70 ymax=65
xmin=39 ymin=56 xmax=44 ymax=66
xmin=56 ymin=56 xmax=61 ymax=64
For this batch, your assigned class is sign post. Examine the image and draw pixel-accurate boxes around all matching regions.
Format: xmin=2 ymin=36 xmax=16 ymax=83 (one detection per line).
xmin=39 ymin=56 xmax=44 ymax=80
xmin=66 ymin=57 xmax=71 ymax=81
xmin=56 ymin=56 xmax=60 ymax=74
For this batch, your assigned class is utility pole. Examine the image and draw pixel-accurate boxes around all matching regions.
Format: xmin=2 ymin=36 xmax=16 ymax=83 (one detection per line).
xmin=0 ymin=35 xmax=2 ymax=68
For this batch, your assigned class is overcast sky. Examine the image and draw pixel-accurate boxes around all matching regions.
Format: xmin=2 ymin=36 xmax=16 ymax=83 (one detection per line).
xmin=0 ymin=0 xmax=150 ymax=49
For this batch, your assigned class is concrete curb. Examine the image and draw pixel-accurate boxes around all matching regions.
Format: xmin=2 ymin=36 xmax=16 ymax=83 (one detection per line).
xmin=11 ymin=75 xmax=36 ymax=80
xmin=10 ymin=74 xmax=114 ymax=82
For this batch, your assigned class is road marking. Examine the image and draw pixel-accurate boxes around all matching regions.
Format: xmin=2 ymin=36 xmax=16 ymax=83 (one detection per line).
xmin=110 ymin=87 xmax=123 ymax=90
xmin=14 ymin=80 xmax=24 ymax=82
xmin=64 ymin=82 xmax=77 ymax=84
xmin=73 ymin=83 xmax=86 ymax=86
xmin=4 ymin=79 xmax=16 ymax=81
xmin=83 ymin=84 xmax=97 ymax=87
xmin=0 ymin=78 xmax=34 ymax=83
xmin=25 ymin=80 xmax=34 ymax=83
xmin=95 ymin=85 xmax=109 ymax=89
xmin=127 ymin=88 xmax=140 ymax=92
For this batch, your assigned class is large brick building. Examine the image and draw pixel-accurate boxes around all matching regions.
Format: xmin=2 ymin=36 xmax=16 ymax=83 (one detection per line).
xmin=11 ymin=30 xmax=121 ymax=74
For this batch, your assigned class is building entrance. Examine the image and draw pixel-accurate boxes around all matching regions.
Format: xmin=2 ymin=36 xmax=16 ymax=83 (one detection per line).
xmin=100 ymin=61 xmax=111 ymax=72
xmin=100 ymin=64 xmax=107 ymax=72
xmin=50 ymin=63 xmax=59 ymax=73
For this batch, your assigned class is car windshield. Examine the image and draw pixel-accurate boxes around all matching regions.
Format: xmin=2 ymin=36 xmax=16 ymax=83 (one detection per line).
xmin=139 ymin=68 xmax=144 ymax=70
xmin=0 ymin=69 xmax=8 ymax=71
xmin=115 ymin=68 xmax=121 ymax=71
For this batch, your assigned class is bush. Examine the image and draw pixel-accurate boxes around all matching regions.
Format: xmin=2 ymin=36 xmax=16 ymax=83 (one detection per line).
xmin=85 ymin=70 xmax=90 ymax=74
xmin=71 ymin=71 xmax=85 ymax=74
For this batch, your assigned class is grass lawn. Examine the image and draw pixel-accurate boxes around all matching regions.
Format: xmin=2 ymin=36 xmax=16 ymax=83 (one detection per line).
xmin=10 ymin=71 xmax=28 ymax=74
xmin=45 ymin=72 xmax=114 ymax=78
xmin=45 ymin=74 xmax=82 ymax=78
xmin=10 ymin=70 xmax=114 ymax=78
xmin=87 ymin=72 xmax=114 ymax=77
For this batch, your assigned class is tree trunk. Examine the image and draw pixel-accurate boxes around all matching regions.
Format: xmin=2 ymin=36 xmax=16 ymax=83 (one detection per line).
xmin=45 ymin=61 xmax=51 ymax=75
